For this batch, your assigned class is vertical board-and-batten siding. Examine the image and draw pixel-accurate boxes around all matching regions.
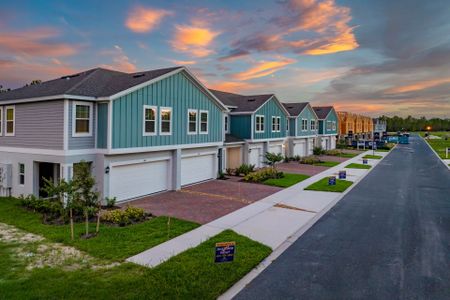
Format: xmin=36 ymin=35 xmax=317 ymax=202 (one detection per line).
xmin=296 ymin=105 xmax=318 ymax=137
xmin=112 ymin=72 xmax=223 ymax=149
xmin=253 ymin=98 xmax=287 ymax=140
xmin=97 ymin=103 xmax=108 ymax=149
xmin=0 ymin=100 xmax=64 ymax=149
xmin=68 ymin=101 xmax=96 ymax=149
xmin=229 ymin=115 xmax=251 ymax=139
xmin=319 ymin=110 xmax=338 ymax=135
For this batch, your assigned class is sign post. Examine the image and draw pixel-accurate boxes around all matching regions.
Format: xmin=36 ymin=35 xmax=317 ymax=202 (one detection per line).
xmin=215 ymin=242 xmax=236 ymax=263
xmin=363 ymin=158 xmax=368 ymax=165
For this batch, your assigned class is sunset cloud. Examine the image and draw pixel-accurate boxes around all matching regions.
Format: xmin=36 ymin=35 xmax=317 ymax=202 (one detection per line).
xmin=208 ymin=81 xmax=263 ymax=93
xmin=171 ymin=23 xmax=220 ymax=57
xmin=0 ymin=27 xmax=79 ymax=57
xmin=125 ymin=6 xmax=172 ymax=33
xmin=385 ymin=78 xmax=450 ymax=94
xmin=231 ymin=57 xmax=296 ymax=81
xmin=100 ymin=45 xmax=137 ymax=73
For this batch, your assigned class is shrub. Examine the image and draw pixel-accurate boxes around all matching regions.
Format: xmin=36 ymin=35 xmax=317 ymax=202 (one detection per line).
xmin=300 ymin=155 xmax=323 ymax=165
xmin=324 ymin=149 xmax=342 ymax=156
xmin=313 ymin=146 xmax=325 ymax=155
xmin=225 ymin=168 xmax=234 ymax=176
xmin=105 ymin=197 xmax=117 ymax=208
xmin=217 ymin=171 xmax=226 ymax=180
xmin=235 ymin=164 xmax=255 ymax=176
xmin=293 ymin=155 xmax=301 ymax=162
xmin=264 ymin=152 xmax=284 ymax=168
xmin=101 ymin=205 xmax=147 ymax=226
xmin=244 ymin=168 xmax=284 ymax=183
xmin=283 ymin=156 xmax=290 ymax=163
xmin=19 ymin=194 xmax=64 ymax=218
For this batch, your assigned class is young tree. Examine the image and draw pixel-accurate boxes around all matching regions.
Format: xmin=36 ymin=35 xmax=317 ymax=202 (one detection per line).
xmin=73 ymin=161 xmax=99 ymax=238
xmin=264 ymin=152 xmax=284 ymax=171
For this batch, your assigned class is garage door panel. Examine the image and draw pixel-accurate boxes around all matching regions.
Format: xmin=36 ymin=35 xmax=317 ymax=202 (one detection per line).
xmin=249 ymin=148 xmax=261 ymax=168
xmin=269 ymin=145 xmax=282 ymax=155
xmin=111 ymin=160 xmax=170 ymax=202
xmin=181 ymin=154 xmax=215 ymax=186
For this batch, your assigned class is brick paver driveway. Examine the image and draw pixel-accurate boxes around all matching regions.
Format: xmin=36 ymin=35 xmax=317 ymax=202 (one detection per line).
xmin=278 ymin=154 xmax=353 ymax=176
xmin=127 ymin=180 xmax=281 ymax=224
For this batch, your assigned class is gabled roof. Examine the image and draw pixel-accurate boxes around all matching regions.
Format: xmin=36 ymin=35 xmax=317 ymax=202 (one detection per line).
xmin=313 ymin=106 xmax=335 ymax=120
xmin=209 ymin=89 xmax=273 ymax=113
xmin=0 ymin=67 xmax=182 ymax=102
xmin=282 ymin=102 xmax=309 ymax=117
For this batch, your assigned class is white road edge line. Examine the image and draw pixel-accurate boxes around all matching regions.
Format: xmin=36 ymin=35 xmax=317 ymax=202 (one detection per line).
xmin=218 ymin=149 xmax=393 ymax=300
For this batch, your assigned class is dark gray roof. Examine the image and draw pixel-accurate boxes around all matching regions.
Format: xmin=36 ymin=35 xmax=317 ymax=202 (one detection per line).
xmin=209 ymin=89 xmax=273 ymax=113
xmin=225 ymin=134 xmax=244 ymax=143
xmin=0 ymin=67 xmax=182 ymax=101
xmin=282 ymin=102 xmax=309 ymax=116
xmin=313 ymin=106 xmax=334 ymax=119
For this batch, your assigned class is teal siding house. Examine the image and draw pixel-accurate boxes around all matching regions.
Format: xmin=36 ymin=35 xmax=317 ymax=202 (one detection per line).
xmin=313 ymin=106 xmax=339 ymax=150
xmin=0 ymin=66 xmax=228 ymax=202
xmin=210 ymin=90 xmax=289 ymax=169
xmin=283 ymin=102 xmax=319 ymax=157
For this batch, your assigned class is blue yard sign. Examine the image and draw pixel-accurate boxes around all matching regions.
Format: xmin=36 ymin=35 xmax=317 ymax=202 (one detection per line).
xmin=363 ymin=158 xmax=368 ymax=164
xmin=328 ymin=176 xmax=336 ymax=185
xmin=215 ymin=242 xmax=236 ymax=263
xmin=339 ymin=170 xmax=346 ymax=179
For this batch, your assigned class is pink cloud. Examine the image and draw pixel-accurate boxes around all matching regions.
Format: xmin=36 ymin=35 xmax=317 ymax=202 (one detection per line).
xmin=231 ymin=57 xmax=296 ymax=81
xmin=99 ymin=45 xmax=137 ymax=73
xmin=171 ymin=23 xmax=221 ymax=57
xmin=125 ymin=6 xmax=172 ymax=33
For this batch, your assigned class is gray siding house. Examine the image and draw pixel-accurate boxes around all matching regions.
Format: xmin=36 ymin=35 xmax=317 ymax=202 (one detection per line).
xmin=0 ymin=67 xmax=228 ymax=202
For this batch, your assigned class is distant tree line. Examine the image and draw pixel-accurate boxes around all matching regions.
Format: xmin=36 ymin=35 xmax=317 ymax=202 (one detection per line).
xmin=379 ymin=115 xmax=450 ymax=132
xmin=0 ymin=80 xmax=42 ymax=93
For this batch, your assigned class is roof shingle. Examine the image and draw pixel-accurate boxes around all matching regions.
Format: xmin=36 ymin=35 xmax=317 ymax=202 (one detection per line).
xmin=209 ymin=89 xmax=273 ymax=113
xmin=313 ymin=106 xmax=334 ymax=119
xmin=282 ymin=102 xmax=309 ymax=116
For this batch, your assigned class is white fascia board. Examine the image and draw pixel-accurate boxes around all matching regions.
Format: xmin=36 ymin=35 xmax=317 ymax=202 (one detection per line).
xmin=0 ymin=94 xmax=98 ymax=105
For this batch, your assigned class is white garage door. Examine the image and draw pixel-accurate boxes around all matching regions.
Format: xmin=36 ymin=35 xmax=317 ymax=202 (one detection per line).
xmin=110 ymin=160 xmax=170 ymax=202
xmin=249 ymin=147 xmax=262 ymax=168
xmin=308 ymin=139 xmax=314 ymax=155
xmin=293 ymin=140 xmax=307 ymax=157
xmin=321 ymin=137 xmax=328 ymax=150
xmin=269 ymin=145 xmax=282 ymax=155
xmin=330 ymin=137 xmax=336 ymax=149
xmin=181 ymin=154 xmax=215 ymax=186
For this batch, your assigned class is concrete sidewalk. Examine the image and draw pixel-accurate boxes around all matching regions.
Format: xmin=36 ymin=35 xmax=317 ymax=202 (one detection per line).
xmin=127 ymin=150 xmax=389 ymax=268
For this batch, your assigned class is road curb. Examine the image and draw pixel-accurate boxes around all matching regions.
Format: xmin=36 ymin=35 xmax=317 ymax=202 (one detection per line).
xmin=219 ymin=149 xmax=392 ymax=300
xmin=420 ymin=136 xmax=450 ymax=170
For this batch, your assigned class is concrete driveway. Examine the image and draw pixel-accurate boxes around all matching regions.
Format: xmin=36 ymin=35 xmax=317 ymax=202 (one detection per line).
xmin=127 ymin=180 xmax=281 ymax=224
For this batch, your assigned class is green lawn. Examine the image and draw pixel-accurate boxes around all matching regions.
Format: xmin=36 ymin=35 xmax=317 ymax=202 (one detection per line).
xmin=375 ymin=149 xmax=390 ymax=152
xmin=0 ymin=197 xmax=199 ymax=261
xmin=337 ymin=152 xmax=358 ymax=158
xmin=263 ymin=173 xmax=310 ymax=188
xmin=304 ymin=177 xmax=353 ymax=192
xmin=313 ymin=161 xmax=340 ymax=167
xmin=0 ymin=229 xmax=271 ymax=299
xmin=419 ymin=132 xmax=450 ymax=159
xmin=363 ymin=154 xmax=383 ymax=159
xmin=345 ymin=163 xmax=371 ymax=169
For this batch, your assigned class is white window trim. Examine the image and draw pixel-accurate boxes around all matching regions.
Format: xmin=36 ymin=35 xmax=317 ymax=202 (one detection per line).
xmin=18 ymin=163 xmax=25 ymax=186
xmin=72 ymin=101 xmax=93 ymax=137
xmin=187 ymin=109 xmax=198 ymax=135
xmin=310 ymin=119 xmax=316 ymax=131
xmin=301 ymin=118 xmax=308 ymax=131
xmin=199 ymin=110 xmax=209 ymax=134
xmin=332 ymin=121 xmax=336 ymax=131
xmin=271 ymin=116 xmax=281 ymax=132
xmin=159 ymin=107 xmax=172 ymax=135
xmin=255 ymin=115 xmax=265 ymax=133
xmin=0 ymin=106 xmax=3 ymax=136
xmin=5 ymin=105 xmax=15 ymax=136
xmin=143 ymin=105 xmax=157 ymax=136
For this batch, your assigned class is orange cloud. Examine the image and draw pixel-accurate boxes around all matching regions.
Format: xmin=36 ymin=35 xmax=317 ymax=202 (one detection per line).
xmin=125 ymin=6 xmax=172 ymax=33
xmin=385 ymin=78 xmax=450 ymax=94
xmin=231 ymin=58 xmax=296 ymax=81
xmin=169 ymin=59 xmax=197 ymax=65
xmin=0 ymin=27 xmax=79 ymax=57
xmin=100 ymin=45 xmax=136 ymax=73
xmin=171 ymin=24 xmax=220 ymax=57
xmin=208 ymin=81 xmax=263 ymax=93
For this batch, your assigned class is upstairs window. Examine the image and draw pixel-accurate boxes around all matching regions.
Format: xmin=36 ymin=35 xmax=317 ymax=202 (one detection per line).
xmin=272 ymin=116 xmax=280 ymax=132
xmin=224 ymin=115 xmax=229 ymax=133
xmin=332 ymin=121 xmax=336 ymax=131
xmin=18 ymin=163 xmax=25 ymax=185
xmin=0 ymin=107 xmax=2 ymax=136
xmin=5 ymin=106 xmax=15 ymax=136
xmin=255 ymin=115 xmax=265 ymax=133
xmin=188 ymin=109 xmax=197 ymax=134
xmin=160 ymin=107 xmax=172 ymax=135
xmin=301 ymin=119 xmax=308 ymax=131
xmin=73 ymin=102 xmax=92 ymax=137
xmin=326 ymin=121 xmax=332 ymax=131
xmin=200 ymin=110 xmax=208 ymax=134
xmin=286 ymin=119 xmax=289 ymax=131
xmin=143 ymin=106 xmax=157 ymax=135
xmin=310 ymin=119 xmax=316 ymax=131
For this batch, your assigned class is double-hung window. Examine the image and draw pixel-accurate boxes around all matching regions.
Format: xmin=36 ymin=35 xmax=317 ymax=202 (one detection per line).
xmin=5 ymin=106 xmax=15 ymax=136
xmin=73 ymin=102 xmax=92 ymax=137
xmin=286 ymin=119 xmax=289 ymax=132
xmin=18 ymin=163 xmax=25 ymax=185
xmin=143 ymin=106 xmax=157 ymax=135
xmin=272 ymin=116 xmax=280 ymax=132
xmin=332 ymin=121 xmax=336 ymax=131
xmin=224 ymin=115 xmax=229 ymax=133
xmin=200 ymin=110 xmax=208 ymax=134
xmin=327 ymin=121 xmax=332 ymax=131
xmin=301 ymin=119 xmax=308 ymax=131
xmin=188 ymin=109 xmax=197 ymax=134
xmin=0 ymin=107 xmax=2 ymax=136
xmin=255 ymin=115 xmax=265 ymax=133
xmin=310 ymin=119 xmax=316 ymax=131
xmin=160 ymin=107 xmax=172 ymax=135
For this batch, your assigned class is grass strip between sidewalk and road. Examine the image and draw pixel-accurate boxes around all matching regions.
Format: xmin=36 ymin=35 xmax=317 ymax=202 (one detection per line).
xmin=305 ymin=177 xmax=353 ymax=193
xmin=345 ymin=163 xmax=372 ymax=170
xmin=313 ymin=161 xmax=340 ymax=167
xmin=363 ymin=154 xmax=383 ymax=160
xmin=263 ymin=173 xmax=310 ymax=188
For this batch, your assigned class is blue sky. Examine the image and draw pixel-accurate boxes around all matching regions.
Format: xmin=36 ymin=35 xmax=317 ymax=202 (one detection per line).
xmin=0 ymin=0 xmax=449 ymax=117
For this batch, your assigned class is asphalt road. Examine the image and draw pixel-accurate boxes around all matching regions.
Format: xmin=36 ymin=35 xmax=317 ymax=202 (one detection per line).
xmin=235 ymin=135 xmax=450 ymax=300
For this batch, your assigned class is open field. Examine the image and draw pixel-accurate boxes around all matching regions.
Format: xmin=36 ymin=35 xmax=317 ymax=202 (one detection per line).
xmin=418 ymin=132 xmax=450 ymax=159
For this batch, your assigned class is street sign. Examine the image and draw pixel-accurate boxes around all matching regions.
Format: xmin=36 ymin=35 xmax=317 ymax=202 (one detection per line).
xmin=215 ymin=242 xmax=236 ymax=263
xmin=338 ymin=170 xmax=346 ymax=179
xmin=363 ymin=158 xmax=368 ymax=164
xmin=328 ymin=176 xmax=336 ymax=185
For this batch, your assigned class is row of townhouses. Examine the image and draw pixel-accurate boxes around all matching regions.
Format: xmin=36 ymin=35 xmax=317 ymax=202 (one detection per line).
xmin=0 ymin=66 xmax=338 ymax=202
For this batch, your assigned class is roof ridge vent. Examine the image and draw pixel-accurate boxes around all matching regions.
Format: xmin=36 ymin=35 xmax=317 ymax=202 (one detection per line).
xmin=247 ymin=98 xmax=256 ymax=102
xmin=61 ymin=73 xmax=81 ymax=80
xmin=133 ymin=73 xmax=146 ymax=78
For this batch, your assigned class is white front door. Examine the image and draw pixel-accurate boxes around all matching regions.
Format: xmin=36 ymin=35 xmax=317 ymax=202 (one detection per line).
xmin=181 ymin=154 xmax=215 ymax=186
xmin=249 ymin=148 xmax=261 ymax=168
xmin=110 ymin=160 xmax=170 ymax=202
